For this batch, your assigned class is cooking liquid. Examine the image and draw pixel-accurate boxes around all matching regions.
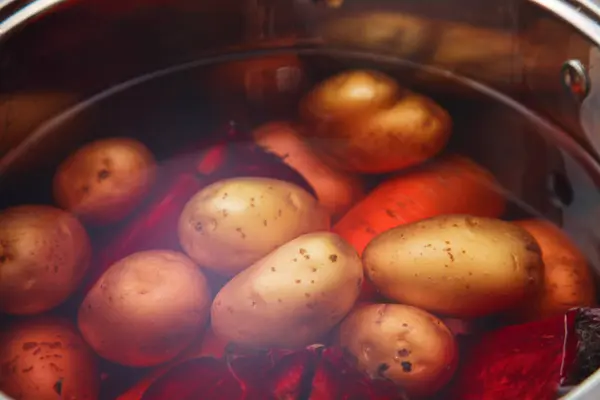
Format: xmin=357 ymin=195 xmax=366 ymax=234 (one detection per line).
xmin=1 ymin=49 xmax=600 ymax=399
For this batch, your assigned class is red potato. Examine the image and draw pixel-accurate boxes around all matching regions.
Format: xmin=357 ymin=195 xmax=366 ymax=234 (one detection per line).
xmin=0 ymin=205 xmax=91 ymax=315
xmin=0 ymin=317 xmax=99 ymax=400
xmin=510 ymin=219 xmax=596 ymax=321
xmin=252 ymin=121 xmax=365 ymax=220
xmin=78 ymin=250 xmax=211 ymax=367
xmin=53 ymin=137 xmax=157 ymax=225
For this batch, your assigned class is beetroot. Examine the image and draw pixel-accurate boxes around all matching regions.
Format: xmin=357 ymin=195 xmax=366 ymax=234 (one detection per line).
xmin=448 ymin=308 xmax=600 ymax=400
xmin=141 ymin=345 xmax=407 ymax=400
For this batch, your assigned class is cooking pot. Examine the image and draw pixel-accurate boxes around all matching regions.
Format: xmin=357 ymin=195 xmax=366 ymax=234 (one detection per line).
xmin=2 ymin=0 xmax=600 ymax=399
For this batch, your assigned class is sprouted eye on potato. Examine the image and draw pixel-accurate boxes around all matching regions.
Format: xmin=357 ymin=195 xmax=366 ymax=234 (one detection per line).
xmin=0 ymin=66 xmax=597 ymax=399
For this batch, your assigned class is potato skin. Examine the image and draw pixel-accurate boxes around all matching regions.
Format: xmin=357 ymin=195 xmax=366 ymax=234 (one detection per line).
xmin=363 ymin=215 xmax=544 ymax=318
xmin=0 ymin=317 xmax=99 ymax=400
xmin=78 ymin=250 xmax=211 ymax=367
xmin=178 ymin=177 xmax=330 ymax=276
xmin=300 ymin=69 xmax=400 ymax=122
xmin=252 ymin=121 xmax=364 ymax=220
xmin=0 ymin=205 xmax=91 ymax=315
xmin=510 ymin=219 xmax=596 ymax=321
xmin=338 ymin=304 xmax=458 ymax=397
xmin=53 ymin=137 xmax=156 ymax=225
xmin=211 ymin=232 xmax=363 ymax=349
xmin=299 ymin=70 xmax=451 ymax=173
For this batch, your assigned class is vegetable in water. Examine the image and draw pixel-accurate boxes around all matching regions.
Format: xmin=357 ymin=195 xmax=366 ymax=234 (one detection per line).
xmin=338 ymin=303 xmax=458 ymax=397
xmin=178 ymin=177 xmax=330 ymax=276
xmin=299 ymin=69 xmax=451 ymax=173
xmin=0 ymin=317 xmax=99 ymax=400
xmin=363 ymin=214 xmax=544 ymax=318
xmin=0 ymin=205 xmax=91 ymax=315
xmin=211 ymin=232 xmax=363 ymax=349
xmin=510 ymin=219 xmax=596 ymax=321
xmin=252 ymin=121 xmax=364 ymax=220
xmin=53 ymin=137 xmax=157 ymax=225
xmin=78 ymin=250 xmax=211 ymax=367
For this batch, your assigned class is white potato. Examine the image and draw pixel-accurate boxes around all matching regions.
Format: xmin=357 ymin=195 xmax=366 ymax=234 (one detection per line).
xmin=178 ymin=177 xmax=330 ymax=276
xmin=78 ymin=250 xmax=211 ymax=367
xmin=211 ymin=232 xmax=363 ymax=349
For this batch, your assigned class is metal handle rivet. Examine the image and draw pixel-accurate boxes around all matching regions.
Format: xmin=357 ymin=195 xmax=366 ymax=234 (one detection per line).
xmin=561 ymin=59 xmax=590 ymax=102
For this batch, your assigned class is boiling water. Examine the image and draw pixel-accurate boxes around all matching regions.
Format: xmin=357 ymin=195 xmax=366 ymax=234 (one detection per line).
xmin=2 ymin=49 xmax=600 ymax=398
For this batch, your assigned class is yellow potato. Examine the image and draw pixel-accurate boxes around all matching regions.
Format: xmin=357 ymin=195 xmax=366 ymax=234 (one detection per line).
xmin=363 ymin=215 xmax=544 ymax=318
xmin=0 ymin=317 xmax=99 ymax=400
xmin=252 ymin=121 xmax=364 ymax=220
xmin=300 ymin=69 xmax=400 ymax=123
xmin=299 ymin=70 xmax=451 ymax=173
xmin=53 ymin=137 xmax=157 ymax=225
xmin=211 ymin=232 xmax=363 ymax=349
xmin=0 ymin=205 xmax=91 ymax=315
xmin=0 ymin=92 xmax=78 ymax=156
xmin=178 ymin=177 xmax=330 ymax=276
xmin=511 ymin=219 xmax=596 ymax=321
xmin=78 ymin=250 xmax=211 ymax=367
xmin=338 ymin=303 xmax=458 ymax=397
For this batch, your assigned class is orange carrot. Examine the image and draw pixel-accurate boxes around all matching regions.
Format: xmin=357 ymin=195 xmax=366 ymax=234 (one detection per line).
xmin=510 ymin=219 xmax=596 ymax=321
xmin=333 ymin=155 xmax=506 ymax=300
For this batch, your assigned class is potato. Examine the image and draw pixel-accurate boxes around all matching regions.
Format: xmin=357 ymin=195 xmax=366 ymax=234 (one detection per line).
xmin=211 ymin=232 xmax=363 ymax=349
xmin=178 ymin=177 xmax=330 ymax=276
xmin=0 ymin=205 xmax=91 ymax=315
xmin=363 ymin=215 xmax=544 ymax=318
xmin=338 ymin=304 xmax=458 ymax=397
xmin=78 ymin=250 xmax=211 ymax=367
xmin=252 ymin=121 xmax=364 ymax=220
xmin=0 ymin=317 xmax=99 ymax=400
xmin=299 ymin=69 xmax=451 ymax=173
xmin=0 ymin=92 xmax=78 ymax=156
xmin=510 ymin=219 xmax=596 ymax=321
xmin=53 ymin=137 xmax=157 ymax=225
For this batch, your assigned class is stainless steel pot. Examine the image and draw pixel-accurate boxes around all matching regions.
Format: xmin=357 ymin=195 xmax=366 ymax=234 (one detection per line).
xmin=2 ymin=0 xmax=600 ymax=399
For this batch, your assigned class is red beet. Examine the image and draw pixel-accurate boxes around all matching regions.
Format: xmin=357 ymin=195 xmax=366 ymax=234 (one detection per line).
xmin=448 ymin=310 xmax=578 ymax=400
xmin=142 ymin=357 xmax=244 ymax=400
xmin=315 ymin=348 xmax=407 ymax=400
xmin=141 ymin=345 xmax=406 ymax=400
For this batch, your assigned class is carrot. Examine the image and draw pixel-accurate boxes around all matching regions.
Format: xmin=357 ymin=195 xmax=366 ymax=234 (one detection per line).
xmin=253 ymin=121 xmax=364 ymax=221
xmin=333 ymin=155 xmax=505 ymax=300
xmin=510 ymin=219 xmax=596 ymax=321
